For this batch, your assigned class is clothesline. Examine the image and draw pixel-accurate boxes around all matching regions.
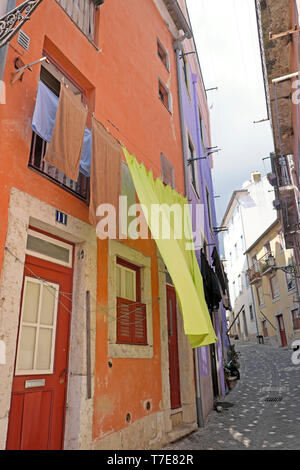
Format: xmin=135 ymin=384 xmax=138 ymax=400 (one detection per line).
xmin=33 ymin=79 xmax=181 ymax=186
xmin=4 ymin=246 xmax=160 ymax=329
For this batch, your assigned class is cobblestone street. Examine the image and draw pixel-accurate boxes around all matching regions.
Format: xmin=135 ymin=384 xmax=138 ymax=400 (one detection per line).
xmin=164 ymin=341 xmax=300 ymax=450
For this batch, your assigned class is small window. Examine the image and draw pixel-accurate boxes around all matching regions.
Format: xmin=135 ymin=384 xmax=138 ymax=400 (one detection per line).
xmin=252 ymin=255 xmax=259 ymax=272
xmin=206 ymin=186 xmax=213 ymax=234
xmin=232 ymin=280 xmax=236 ymax=299
xmin=157 ymin=39 xmax=169 ymax=71
xmin=15 ymin=277 xmax=59 ymax=375
xmin=256 ymin=284 xmax=264 ymax=306
xmin=26 ymin=229 xmax=73 ymax=268
xmin=278 ymin=231 xmax=285 ymax=252
xmin=292 ymin=308 xmax=300 ymax=330
xmin=182 ymin=50 xmax=190 ymax=95
xmin=238 ymin=274 xmax=242 ymax=294
xmin=161 ymin=153 xmax=175 ymax=188
xmin=249 ymin=304 xmax=254 ymax=321
xmin=116 ymin=258 xmax=147 ymax=345
xmin=56 ymin=0 xmax=98 ymax=41
xmin=198 ymin=108 xmax=205 ymax=147
xmin=240 ymin=235 xmax=245 ymax=252
xmin=245 ymin=271 xmax=249 ymax=288
xmin=158 ymin=79 xmax=171 ymax=112
xmin=286 ymin=263 xmax=296 ymax=291
xmin=188 ymin=137 xmax=199 ymax=197
xmin=270 ymin=274 xmax=280 ymax=300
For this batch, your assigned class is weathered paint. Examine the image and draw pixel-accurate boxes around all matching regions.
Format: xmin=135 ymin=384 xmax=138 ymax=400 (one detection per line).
xmin=0 ymin=0 xmax=197 ymax=449
xmin=176 ymin=0 xmax=227 ymax=411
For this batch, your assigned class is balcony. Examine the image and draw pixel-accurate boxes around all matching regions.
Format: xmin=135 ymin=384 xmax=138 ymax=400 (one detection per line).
xmin=247 ymin=265 xmax=262 ymax=284
xmin=259 ymin=251 xmax=275 ymax=275
xmin=29 ymin=131 xmax=90 ymax=203
xmin=247 ymin=251 xmax=275 ymax=284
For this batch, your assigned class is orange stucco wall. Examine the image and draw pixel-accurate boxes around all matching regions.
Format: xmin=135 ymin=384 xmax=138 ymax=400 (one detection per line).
xmin=94 ymin=238 xmax=162 ymax=439
xmin=0 ymin=0 xmax=184 ymax=441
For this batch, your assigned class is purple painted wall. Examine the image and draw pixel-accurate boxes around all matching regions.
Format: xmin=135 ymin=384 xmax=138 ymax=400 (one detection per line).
xmin=178 ymin=42 xmax=227 ymax=402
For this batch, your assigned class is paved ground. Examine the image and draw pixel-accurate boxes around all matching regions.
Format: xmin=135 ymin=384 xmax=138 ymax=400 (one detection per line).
xmin=164 ymin=341 xmax=300 ymax=450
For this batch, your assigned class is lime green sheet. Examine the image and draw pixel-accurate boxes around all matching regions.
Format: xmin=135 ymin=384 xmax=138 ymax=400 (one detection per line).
xmin=123 ymin=147 xmax=217 ymax=348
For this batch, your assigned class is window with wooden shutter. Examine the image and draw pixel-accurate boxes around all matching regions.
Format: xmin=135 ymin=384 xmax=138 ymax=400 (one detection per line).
xmin=56 ymin=0 xmax=98 ymax=41
xmin=161 ymin=153 xmax=174 ymax=189
xmin=116 ymin=258 xmax=147 ymax=345
xmin=292 ymin=308 xmax=300 ymax=330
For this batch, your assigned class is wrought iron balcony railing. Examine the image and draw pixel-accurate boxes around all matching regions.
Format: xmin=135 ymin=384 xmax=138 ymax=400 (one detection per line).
xmin=247 ymin=251 xmax=275 ymax=284
xmin=28 ymin=131 xmax=90 ymax=203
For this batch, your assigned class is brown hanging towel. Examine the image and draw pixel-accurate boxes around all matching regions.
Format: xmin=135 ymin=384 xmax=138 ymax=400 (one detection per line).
xmin=89 ymin=117 xmax=122 ymax=227
xmin=44 ymin=82 xmax=88 ymax=182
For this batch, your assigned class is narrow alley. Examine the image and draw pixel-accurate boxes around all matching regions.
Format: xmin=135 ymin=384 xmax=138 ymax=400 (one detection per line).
xmin=165 ymin=341 xmax=300 ymax=450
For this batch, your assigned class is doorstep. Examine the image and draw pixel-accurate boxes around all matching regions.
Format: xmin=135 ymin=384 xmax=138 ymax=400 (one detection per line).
xmin=166 ymin=422 xmax=198 ymax=444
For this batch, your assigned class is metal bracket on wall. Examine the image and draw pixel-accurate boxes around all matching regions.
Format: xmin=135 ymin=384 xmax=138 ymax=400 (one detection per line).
xmin=11 ymin=56 xmax=48 ymax=84
xmin=269 ymin=25 xmax=300 ymax=41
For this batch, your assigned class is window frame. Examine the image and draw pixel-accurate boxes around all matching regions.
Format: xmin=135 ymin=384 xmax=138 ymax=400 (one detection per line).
xmin=187 ymin=135 xmax=200 ymax=198
xmin=28 ymin=52 xmax=90 ymax=203
xmin=15 ymin=276 xmax=59 ymax=376
xmin=161 ymin=152 xmax=175 ymax=189
xmin=270 ymin=273 xmax=280 ymax=301
xmin=108 ymin=241 xmax=153 ymax=358
xmin=158 ymin=78 xmax=172 ymax=113
xmin=256 ymin=284 xmax=264 ymax=306
xmin=116 ymin=258 xmax=147 ymax=345
xmin=157 ymin=38 xmax=170 ymax=71
xmin=181 ymin=48 xmax=191 ymax=98
xmin=55 ymin=0 xmax=99 ymax=45
xmin=25 ymin=228 xmax=73 ymax=268
xmin=117 ymin=257 xmax=140 ymax=302
xmin=291 ymin=308 xmax=300 ymax=330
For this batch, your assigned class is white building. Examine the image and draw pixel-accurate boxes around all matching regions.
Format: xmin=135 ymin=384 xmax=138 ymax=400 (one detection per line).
xmin=222 ymin=172 xmax=277 ymax=341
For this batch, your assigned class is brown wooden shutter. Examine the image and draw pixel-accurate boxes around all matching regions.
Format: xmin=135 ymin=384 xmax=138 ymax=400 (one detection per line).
xmin=116 ymin=298 xmax=147 ymax=345
xmin=161 ymin=153 xmax=174 ymax=188
xmin=132 ymin=303 xmax=147 ymax=345
xmin=116 ymin=298 xmax=131 ymax=343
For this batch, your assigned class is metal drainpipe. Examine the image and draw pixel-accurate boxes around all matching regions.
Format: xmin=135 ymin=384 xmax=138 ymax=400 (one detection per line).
xmin=174 ymin=34 xmax=204 ymax=429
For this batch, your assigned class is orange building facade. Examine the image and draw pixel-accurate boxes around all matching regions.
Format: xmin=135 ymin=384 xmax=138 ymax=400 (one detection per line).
xmin=0 ymin=0 xmax=207 ymax=450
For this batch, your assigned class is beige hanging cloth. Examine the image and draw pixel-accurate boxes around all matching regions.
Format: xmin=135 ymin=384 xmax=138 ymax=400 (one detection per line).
xmin=89 ymin=117 xmax=122 ymax=227
xmin=44 ymin=82 xmax=88 ymax=181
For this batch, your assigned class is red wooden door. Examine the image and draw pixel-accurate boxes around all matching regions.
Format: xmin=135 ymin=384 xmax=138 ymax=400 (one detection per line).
xmin=277 ymin=315 xmax=287 ymax=347
xmin=6 ymin=254 xmax=73 ymax=450
xmin=167 ymin=285 xmax=181 ymax=410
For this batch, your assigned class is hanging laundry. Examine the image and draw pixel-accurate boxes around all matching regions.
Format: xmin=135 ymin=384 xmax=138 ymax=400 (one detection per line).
xmin=79 ymin=127 xmax=92 ymax=177
xmin=211 ymin=246 xmax=226 ymax=294
xmin=123 ymin=148 xmax=217 ymax=348
xmin=32 ymin=80 xmax=59 ymax=143
xmin=44 ymin=82 xmax=88 ymax=181
xmin=201 ymin=249 xmax=222 ymax=311
xmin=32 ymin=81 xmax=92 ymax=177
xmin=89 ymin=117 xmax=122 ymax=227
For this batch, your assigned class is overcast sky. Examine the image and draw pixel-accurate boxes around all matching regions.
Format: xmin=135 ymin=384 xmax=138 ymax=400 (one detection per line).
xmin=186 ymin=0 xmax=275 ymax=225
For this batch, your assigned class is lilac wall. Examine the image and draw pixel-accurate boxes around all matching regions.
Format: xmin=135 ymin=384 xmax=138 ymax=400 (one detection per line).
xmin=179 ymin=49 xmax=227 ymax=398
